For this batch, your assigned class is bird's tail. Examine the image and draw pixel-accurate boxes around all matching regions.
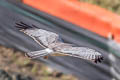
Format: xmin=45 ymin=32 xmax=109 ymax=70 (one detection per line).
xmin=25 ymin=49 xmax=49 ymax=59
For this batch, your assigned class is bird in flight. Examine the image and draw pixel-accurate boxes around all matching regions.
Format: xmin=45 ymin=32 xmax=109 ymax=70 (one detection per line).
xmin=15 ymin=22 xmax=103 ymax=63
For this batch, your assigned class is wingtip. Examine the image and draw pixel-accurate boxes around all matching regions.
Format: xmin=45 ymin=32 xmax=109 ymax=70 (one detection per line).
xmin=94 ymin=56 xmax=104 ymax=63
xmin=15 ymin=21 xmax=38 ymax=30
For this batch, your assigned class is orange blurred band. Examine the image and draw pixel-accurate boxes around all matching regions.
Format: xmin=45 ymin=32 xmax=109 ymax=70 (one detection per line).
xmin=23 ymin=0 xmax=120 ymax=43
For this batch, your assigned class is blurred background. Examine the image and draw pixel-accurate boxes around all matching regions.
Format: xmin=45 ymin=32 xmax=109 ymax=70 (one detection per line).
xmin=0 ymin=0 xmax=120 ymax=80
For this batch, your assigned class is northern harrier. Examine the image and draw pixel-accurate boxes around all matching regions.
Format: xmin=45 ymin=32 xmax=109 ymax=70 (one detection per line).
xmin=15 ymin=22 xmax=103 ymax=63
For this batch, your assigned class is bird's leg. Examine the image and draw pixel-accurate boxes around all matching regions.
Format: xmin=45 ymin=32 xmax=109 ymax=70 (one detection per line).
xmin=51 ymin=52 xmax=67 ymax=56
xmin=43 ymin=56 xmax=48 ymax=59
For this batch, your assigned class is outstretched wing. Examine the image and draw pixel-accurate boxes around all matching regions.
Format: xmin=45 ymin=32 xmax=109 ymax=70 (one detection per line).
xmin=15 ymin=22 xmax=60 ymax=48
xmin=57 ymin=47 xmax=103 ymax=63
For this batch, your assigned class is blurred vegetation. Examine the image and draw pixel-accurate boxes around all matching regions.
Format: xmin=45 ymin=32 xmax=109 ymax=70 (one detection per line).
xmin=0 ymin=46 xmax=77 ymax=80
xmin=79 ymin=0 xmax=120 ymax=14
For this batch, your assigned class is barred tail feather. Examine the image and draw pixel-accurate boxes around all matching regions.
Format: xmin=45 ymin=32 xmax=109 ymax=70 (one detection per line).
xmin=26 ymin=49 xmax=49 ymax=59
